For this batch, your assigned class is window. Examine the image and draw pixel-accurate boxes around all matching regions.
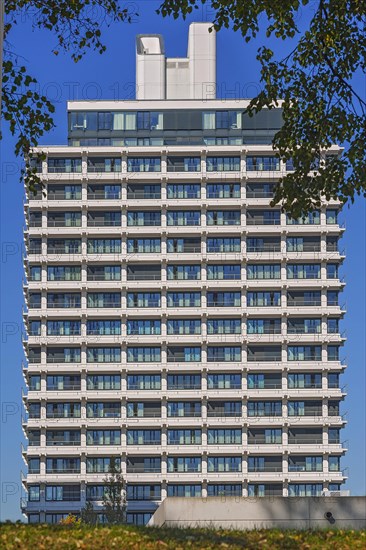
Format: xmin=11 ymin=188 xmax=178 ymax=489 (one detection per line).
xmin=29 ymin=486 xmax=40 ymax=502
xmin=247 ymin=319 xmax=281 ymax=335
xmin=207 ymin=210 xmax=240 ymax=225
xmin=288 ymin=346 xmax=322 ymax=361
xmin=207 ymin=264 xmax=241 ymax=280
xmin=45 ymin=486 xmax=80 ymax=501
xmin=47 ymin=320 xmax=81 ymax=336
xmin=127 ymin=239 xmax=161 ymax=253
xmin=207 ymin=346 xmax=241 ymax=362
xmin=86 ymin=320 xmax=121 ymax=336
xmin=29 ymin=266 xmax=41 ymax=282
xmin=247 ymin=264 xmax=281 ymax=279
xmin=167 ymin=157 xmax=200 ymax=172
xmin=127 ymin=430 xmax=161 ymax=445
xmin=86 ymin=457 xmax=121 ymax=474
xmin=207 ymin=238 xmax=241 ymax=253
xmin=47 ymin=375 xmax=81 ymax=391
xmin=167 ymin=265 xmax=201 ymax=280
xmin=86 ymin=402 xmax=121 ymax=418
xmin=207 ymin=456 xmax=241 ymax=472
xmin=286 ymin=211 xmax=320 ymax=225
xmin=207 ymin=183 xmax=240 ymax=198
xmin=87 ymin=239 xmax=121 ymax=254
xmin=87 ymin=347 xmax=121 ymax=363
xmin=167 ymin=292 xmax=201 ymax=308
xmin=127 ymin=158 xmax=161 ymax=172
xmin=287 ymin=264 xmax=321 ymax=279
xmin=127 ymin=347 xmax=161 ymax=362
xmin=167 ymin=485 xmax=201 ymax=497
xmin=207 ymin=374 xmax=241 ymax=389
xmin=127 ymin=375 xmax=161 ymax=390
xmin=87 ymin=375 xmax=121 ymax=390
xmin=127 ymin=211 xmax=161 ymax=226
xmin=127 ymin=292 xmax=161 ymax=308
xmin=208 ymin=429 xmax=241 ymax=444
xmin=167 ymin=184 xmax=200 ymax=199
xmin=167 ymin=457 xmax=201 ymax=473
xmin=247 ymin=210 xmax=281 ymax=225
xmin=48 ymin=158 xmax=82 ymax=173
xmin=167 ymin=375 xmax=201 ymax=390
xmin=127 ymin=319 xmax=161 ymax=335
xmin=326 ymin=209 xmax=338 ymax=224
xmin=207 ymin=292 xmax=241 ymax=307
xmin=167 ymin=319 xmax=201 ymax=335
xmin=167 ymin=430 xmax=201 ymax=445
xmin=167 ymin=211 xmax=200 ymax=226
xmin=288 ymin=484 xmax=323 ymax=497
xmin=127 ymin=485 xmax=161 ymax=501
xmin=327 ymin=264 xmax=339 ymax=279
xmin=328 ymin=345 xmax=340 ymax=361
xmin=247 ymin=292 xmax=280 ymax=307
xmin=167 ymin=402 xmax=201 ymax=417
xmin=207 ymin=484 xmax=242 ymax=497
xmin=207 ymin=319 xmax=241 ymax=335
xmin=167 ymin=346 xmax=201 ymax=362
xmin=87 ymin=293 xmax=121 ymax=308
xmin=329 ymin=456 xmax=341 ymax=472
xmin=207 ymin=157 xmax=240 ymax=171
xmin=247 ymin=156 xmax=280 ymax=171
xmin=86 ymin=430 xmax=121 ymax=445
xmin=47 ymin=266 xmax=81 ymax=281
xmin=247 ymin=401 xmax=282 ymax=417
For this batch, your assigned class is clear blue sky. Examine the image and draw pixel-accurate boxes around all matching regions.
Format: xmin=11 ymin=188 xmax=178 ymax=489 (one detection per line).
xmin=1 ymin=0 xmax=365 ymax=521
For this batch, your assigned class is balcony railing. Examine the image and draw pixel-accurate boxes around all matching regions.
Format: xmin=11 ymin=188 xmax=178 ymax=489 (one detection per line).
xmin=48 ymin=193 xmax=82 ymax=200
xmin=88 ymin=302 xmax=121 ymax=308
xmin=128 ymin=412 xmax=161 ymax=418
xmin=47 ymin=221 xmax=81 ymax=228
xmin=127 ymin=274 xmax=161 ymax=281
xmin=87 ymin=220 xmax=121 ymax=227
xmin=46 ymin=413 xmax=81 ymax=419
xmin=127 ymin=221 xmax=161 ymax=226
xmin=207 ymin=411 xmax=241 ymax=417
xmin=168 ymin=385 xmax=202 ymax=390
xmin=246 ymin=191 xmax=274 ymax=198
xmin=248 ymin=466 xmax=283 ymax=472
xmin=288 ymin=465 xmax=322 ymax=472
xmin=46 ymin=468 xmax=81 ymax=474
xmin=287 ymin=300 xmax=322 ymax=307
xmin=87 ymin=192 xmax=121 ymax=200
xmin=47 ymin=385 xmax=81 ymax=391
xmin=247 ymin=245 xmax=281 ymax=253
xmin=247 ymin=219 xmax=281 ymax=226
xmin=126 ymin=467 xmax=161 ymax=473
xmin=288 ymin=438 xmax=323 ymax=444
xmin=127 ymin=192 xmax=161 ymax=199
xmin=168 ymin=412 xmax=201 ymax=418
xmin=249 ymin=383 xmax=282 ymax=389
xmin=87 ymin=275 xmax=121 ymax=281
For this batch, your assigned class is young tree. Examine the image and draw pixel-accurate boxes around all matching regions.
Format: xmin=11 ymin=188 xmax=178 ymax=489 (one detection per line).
xmin=102 ymin=457 xmax=126 ymax=524
xmin=1 ymin=1 xmax=138 ymax=193
xmin=80 ymin=501 xmax=98 ymax=526
xmin=158 ymin=0 xmax=366 ymax=217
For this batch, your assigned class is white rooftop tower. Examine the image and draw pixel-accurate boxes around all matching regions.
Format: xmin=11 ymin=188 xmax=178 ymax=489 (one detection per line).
xmin=136 ymin=22 xmax=216 ymax=100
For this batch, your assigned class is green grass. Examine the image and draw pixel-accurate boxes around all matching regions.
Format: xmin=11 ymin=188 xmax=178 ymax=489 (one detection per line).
xmin=1 ymin=524 xmax=365 ymax=549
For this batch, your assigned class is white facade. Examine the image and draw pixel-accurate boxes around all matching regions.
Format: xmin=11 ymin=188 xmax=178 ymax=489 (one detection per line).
xmin=22 ymin=24 xmax=347 ymax=526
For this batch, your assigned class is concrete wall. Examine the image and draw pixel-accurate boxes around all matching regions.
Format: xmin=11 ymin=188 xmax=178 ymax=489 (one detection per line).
xmin=148 ymin=497 xmax=366 ymax=530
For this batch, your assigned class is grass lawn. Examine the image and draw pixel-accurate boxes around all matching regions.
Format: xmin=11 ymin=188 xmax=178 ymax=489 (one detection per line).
xmin=0 ymin=524 xmax=365 ymax=549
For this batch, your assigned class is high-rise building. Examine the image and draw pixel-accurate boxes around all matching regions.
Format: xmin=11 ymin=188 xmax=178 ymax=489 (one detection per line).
xmin=22 ymin=23 xmax=347 ymax=525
